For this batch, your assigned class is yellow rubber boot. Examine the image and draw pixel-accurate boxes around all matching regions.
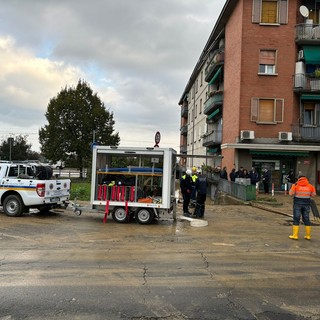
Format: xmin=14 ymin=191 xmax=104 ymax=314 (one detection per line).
xmin=304 ymin=226 xmax=311 ymax=240
xmin=289 ymin=225 xmax=299 ymax=240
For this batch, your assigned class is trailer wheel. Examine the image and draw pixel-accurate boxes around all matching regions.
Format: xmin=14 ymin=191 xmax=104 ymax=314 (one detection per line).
xmin=112 ymin=207 xmax=128 ymax=223
xmin=3 ymin=195 xmax=25 ymax=217
xmin=136 ymin=208 xmax=154 ymax=224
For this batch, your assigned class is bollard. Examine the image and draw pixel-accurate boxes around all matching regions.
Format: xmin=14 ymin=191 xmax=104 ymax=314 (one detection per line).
xmin=284 ymin=183 xmax=287 ymax=196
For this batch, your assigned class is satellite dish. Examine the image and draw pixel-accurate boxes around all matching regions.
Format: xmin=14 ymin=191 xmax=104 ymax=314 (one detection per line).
xmin=299 ymin=5 xmax=309 ymax=18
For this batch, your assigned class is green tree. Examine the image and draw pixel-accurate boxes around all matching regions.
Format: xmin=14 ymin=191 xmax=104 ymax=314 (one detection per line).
xmin=39 ymin=80 xmax=120 ymax=176
xmin=0 ymin=135 xmax=38 ymax=161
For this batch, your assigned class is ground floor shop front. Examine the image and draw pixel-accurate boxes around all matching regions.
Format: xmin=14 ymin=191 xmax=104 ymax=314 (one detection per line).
xmin=221 ymin=144 xmax=320 ymax=193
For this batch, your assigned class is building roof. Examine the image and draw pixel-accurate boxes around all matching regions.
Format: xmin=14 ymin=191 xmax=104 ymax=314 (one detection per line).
xmin=178 ymin=0 xmax=238 ymax=105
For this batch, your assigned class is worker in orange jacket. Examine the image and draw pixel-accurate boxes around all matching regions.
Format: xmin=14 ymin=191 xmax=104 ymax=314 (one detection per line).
xmin=289 ymin=174 xmax=316 ymax=240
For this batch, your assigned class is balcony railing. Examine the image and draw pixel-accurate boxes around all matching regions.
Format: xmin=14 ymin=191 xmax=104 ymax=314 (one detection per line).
xmin=295 ymin=23 xmax=320 ymax=42
xmin=202 ymin=130 xmax=222 ymax=147
xmin=181 ymin=105 xmax=188 ymax=117
xmin=292 ymin=123 xmax=320 ymax=141
xmin=293 ymin=74 xmax=320 ymax=92
xmin=204 ymin=48 xmax=224 ymax=82
xmin=204 ymin=92 xmax=223 ymax=115
xmin=180 ymin=125 xmax=188 ymax=136
xmin=180 ymin=145 xmax=187 ymax=153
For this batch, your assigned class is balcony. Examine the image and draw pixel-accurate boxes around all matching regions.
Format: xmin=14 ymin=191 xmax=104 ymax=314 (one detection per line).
xmin=180 ymin=145 xmax=187 ymax=154
xmin=293 ymin=74 xmax=320 ymax=92
xmin=204 ymin=92 xmax=223 ymax=115
xmin=181 ymin=105 xmax=188 ymax=117
xmin=202 ymin=130 xmax=222 ymax=147
xmin=180 ymin=125 xmax=188 ymax=136
xmin=204 ymin=49 xmax=224 ymax=82
xmin=292 ymin=123 xmax=320 ymax=141
xmin=295 ymin=23 xmax=320 ymax=44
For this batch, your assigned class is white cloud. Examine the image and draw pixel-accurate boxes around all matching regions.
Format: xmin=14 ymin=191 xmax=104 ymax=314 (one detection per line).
xmin=0 ymin=0 xmax=225 ymax=152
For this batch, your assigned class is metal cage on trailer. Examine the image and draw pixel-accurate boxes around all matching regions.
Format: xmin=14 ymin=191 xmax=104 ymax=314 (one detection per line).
xmin=90 ymin=146 xmax=177 ymax=224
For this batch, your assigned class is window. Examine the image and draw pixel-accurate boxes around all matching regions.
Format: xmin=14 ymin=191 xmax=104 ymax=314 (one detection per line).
xmin=251 ymin=98 xmax=284 ymax=123
xmin=199 ymin=98 xmax=202 ymax=114
xmin=303 ymin=102 xmax=320 ymax=126
xmin=252 ymin=0 xmax=288 ymax=24
xmin=8 ymin=167 xmax=17 ymax=177
xmin=200 ymin=71 xmax=203 ymax=87
xmin=259 ymin=50 xmax=277 ymax=74
xmin=262 ymin=1 xmax=277 ymax=23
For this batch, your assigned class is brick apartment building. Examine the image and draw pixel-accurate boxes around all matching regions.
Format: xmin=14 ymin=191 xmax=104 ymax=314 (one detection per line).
xmin=178 ymin=0 xmax=320 ymax=191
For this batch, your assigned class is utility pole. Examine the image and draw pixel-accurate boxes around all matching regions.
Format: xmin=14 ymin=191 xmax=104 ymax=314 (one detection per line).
xmin=8 ymin=137 xmax=14 ymax=161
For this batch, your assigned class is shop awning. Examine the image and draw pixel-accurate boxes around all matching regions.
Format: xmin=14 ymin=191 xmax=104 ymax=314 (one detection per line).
xmin=250 ymin=150 xmax=309 ymax=157
xmin=303 ymin=46 xmax=320 ymax=64
xmin=301 ymin=94 xmax=320 ymax=101
xmin=208 ymin=67 xmax=222 ymax=85
xmin=207 ymin=108 xmax=221 ymax=120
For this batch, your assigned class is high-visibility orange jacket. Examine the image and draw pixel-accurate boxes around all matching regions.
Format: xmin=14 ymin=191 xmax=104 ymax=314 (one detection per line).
xmin=289 ymin=176 xmax=316 ymax=204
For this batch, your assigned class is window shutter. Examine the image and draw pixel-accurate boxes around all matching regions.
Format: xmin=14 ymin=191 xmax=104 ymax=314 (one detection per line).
xmin=261 ymin=1 xmax=277 ymax=24
xmin=260 ymin=99 xmax=274 ymax=122
xmin=275 ymin=99 xmax=284 ymax=122
xmin=279 ymin=0 xmax=288 ymax=24
xmin=252 ymin=0 xmax=261 ymax=23
xmin=251 ymin=98 xmax=259 ymax=121
xmin=260 ymin=50 xmax=276 ymax=65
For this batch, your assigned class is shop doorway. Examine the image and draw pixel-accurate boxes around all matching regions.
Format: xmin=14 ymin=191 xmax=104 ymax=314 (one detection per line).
xmin=252 ymin=159 xmax=295 ymax=191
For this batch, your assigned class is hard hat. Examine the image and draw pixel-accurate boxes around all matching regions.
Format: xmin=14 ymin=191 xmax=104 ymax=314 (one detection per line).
xmin=186 ymin=169 xmax=192 ymax=175
xmin=192 ymin=166 xmax=197 ymax=171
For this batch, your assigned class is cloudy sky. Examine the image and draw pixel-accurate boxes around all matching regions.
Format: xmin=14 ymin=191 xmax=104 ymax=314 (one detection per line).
xmin=0 ymin=0 xmax=225 ymax=153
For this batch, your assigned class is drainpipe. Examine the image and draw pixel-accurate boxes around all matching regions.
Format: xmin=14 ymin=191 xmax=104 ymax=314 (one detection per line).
xmin=191 ymin=99 xmax=195 ymax=167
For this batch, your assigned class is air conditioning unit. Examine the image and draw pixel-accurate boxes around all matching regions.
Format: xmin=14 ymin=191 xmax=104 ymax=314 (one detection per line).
xmin=240 ymin=130 xmax=255 ymax=140
xmin=298 ymin=50 xmax=304 ymax=61
xmin=279 ymin=132 xmax=293 ymax=141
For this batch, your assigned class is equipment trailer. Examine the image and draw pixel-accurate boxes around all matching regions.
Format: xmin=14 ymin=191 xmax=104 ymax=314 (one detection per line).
xmin=90 ymin=146 xmax=177 ymax=224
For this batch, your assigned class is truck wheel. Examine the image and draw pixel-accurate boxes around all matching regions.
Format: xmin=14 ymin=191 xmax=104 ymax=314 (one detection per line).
xmin=3 ymin=195 xmax=25 ymax=217
xmin=136 ymin=208 xmax=154 ymax=224
xmin=112 ymin=207 xmax=128 ymax=223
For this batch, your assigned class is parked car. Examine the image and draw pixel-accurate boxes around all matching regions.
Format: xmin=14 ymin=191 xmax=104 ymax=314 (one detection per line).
xmin=50 ymin=160 xmax=65 ymax=170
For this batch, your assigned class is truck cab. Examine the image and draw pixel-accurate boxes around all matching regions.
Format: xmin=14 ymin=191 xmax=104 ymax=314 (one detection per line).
xmin=0 ymin=162 xmax=71 ymax=217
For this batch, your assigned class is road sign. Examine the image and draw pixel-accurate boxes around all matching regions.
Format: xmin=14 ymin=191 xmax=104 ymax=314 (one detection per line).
xmin=154 ymin=131 xmax=161 ymax=147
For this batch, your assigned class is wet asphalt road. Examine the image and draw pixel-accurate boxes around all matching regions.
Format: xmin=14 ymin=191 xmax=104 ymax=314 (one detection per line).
xmin=0 ymin=204 xmax=320 ymax=320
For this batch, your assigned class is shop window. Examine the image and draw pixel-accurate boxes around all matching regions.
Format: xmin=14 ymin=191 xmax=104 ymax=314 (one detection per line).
xmin=252 ymin=0 xmax=288 ymax=24
xmin=251 ymin=98 xmax=284 ymax=123
xmin=259 ymin=50 xmax=277 ymax=74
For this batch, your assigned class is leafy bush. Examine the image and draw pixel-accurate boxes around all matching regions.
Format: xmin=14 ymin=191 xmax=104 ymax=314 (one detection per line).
xmin=70 ymin=179 xmax=91 ymax=201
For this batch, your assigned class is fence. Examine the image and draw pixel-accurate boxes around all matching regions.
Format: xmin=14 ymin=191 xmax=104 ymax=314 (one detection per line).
xmin=53 ymin=169 xmax=88 ymax=179
xmin=217 ymin=179 xmax=256 ymax=201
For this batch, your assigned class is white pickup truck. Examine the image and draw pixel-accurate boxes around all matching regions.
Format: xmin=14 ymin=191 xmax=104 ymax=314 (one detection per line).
xmin=0 ymin=161 xmax=71 ymax=217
